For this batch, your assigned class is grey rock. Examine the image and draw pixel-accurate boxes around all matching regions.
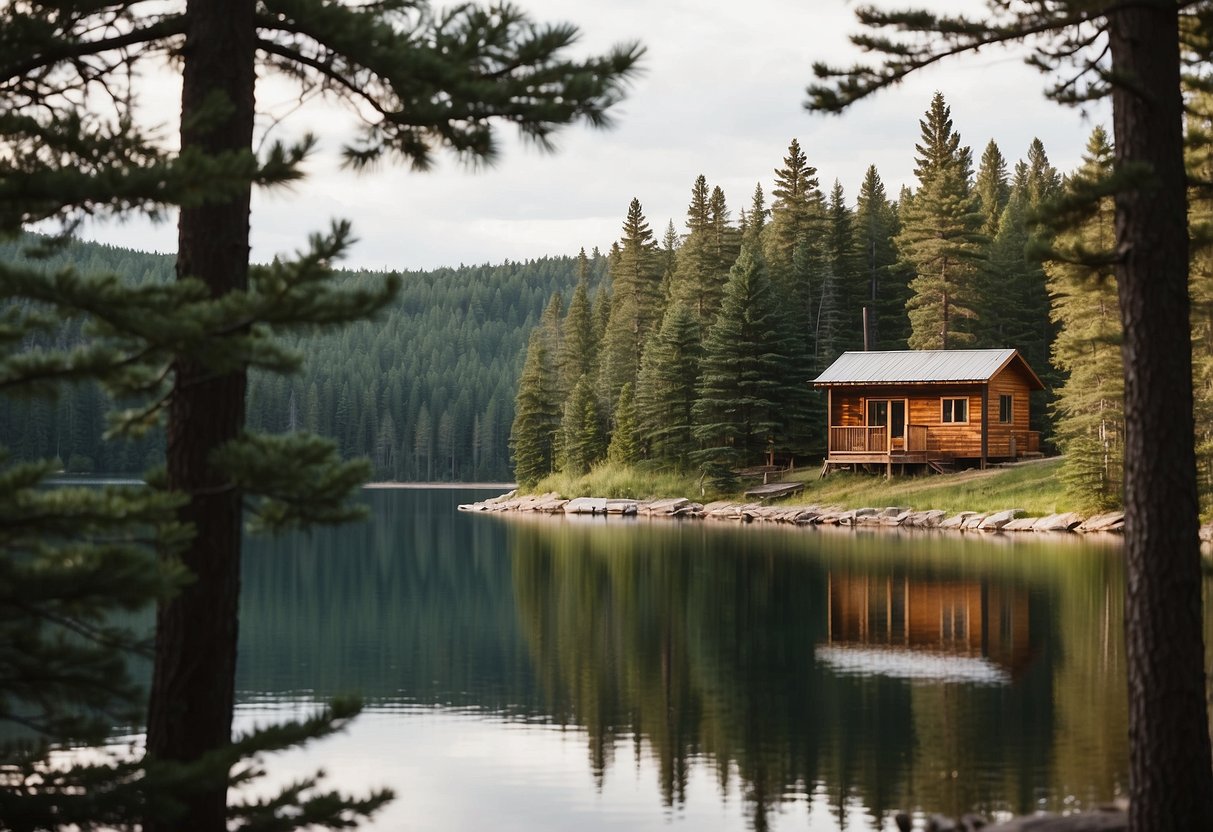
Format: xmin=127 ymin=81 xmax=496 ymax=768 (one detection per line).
xmin=1034 ymin=512 xmax=1084 ymax=532
xmin=1077 ymin=512 xmax=1125 ymax=533
xmin=939 ymin=511 xmax=977 ymax=529
xmin=564 ymin=497 xmax=608 ymax=514
xmin=962 ymin=513 xmax=989 ymax=530
xmin=978 ymin=508 xmax=1026 ymax=530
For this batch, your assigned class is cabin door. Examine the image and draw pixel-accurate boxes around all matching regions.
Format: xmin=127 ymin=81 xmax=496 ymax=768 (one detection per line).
xmin=866 ymin=399 xmax=908 ymax=450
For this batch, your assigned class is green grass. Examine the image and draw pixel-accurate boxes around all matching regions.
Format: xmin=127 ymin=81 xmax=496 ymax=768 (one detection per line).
xmin=533 ymin=462 xmax=708 ymax=501
xmin=529 ymin=457 xmax=1075 ymax=516
xmin=782 ymin=457 xmax=1070 ymax=515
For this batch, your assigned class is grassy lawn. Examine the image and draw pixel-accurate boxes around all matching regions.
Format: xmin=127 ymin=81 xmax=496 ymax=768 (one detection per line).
xmin=533 ymin=463 xmax=706 ymax=502
xmin=531 ymin=457 xmax=1076 ymax=516
xmin=781 ymin=457 xmax=1071 ymax=516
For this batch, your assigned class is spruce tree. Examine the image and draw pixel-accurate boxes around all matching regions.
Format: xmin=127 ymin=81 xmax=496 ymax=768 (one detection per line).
xmin=598 ymin=199 xmax=663 ymax=412
xmin=670 ymin=175 xmax=720 ymax=324
xmin=1047 ymin=127 xmax=1122 ymax=509
xmin=606 ymin=382 xmax=641 ymax=465
xmin=897 ymin=92 xmax=985 ymax=349
xmin=635 ymin=302 xmax=702 ymax=469
xmin=1024 ymin=137 xmax=1063 ymax=206
xmin=979 ymin=140 xmax=1059 ymax=439
xmin=670 ymin=178 xmax=739 ymax=327
xmin=539 ymin=292 xmax=566 ymax=396
xmin=744 ymin=183 xmax=769 ymax=250
xmin=975 ymin=139 xmax=1011 ymax=239
xmin=763 ymin=139 xmax=827 ymax=387
xmin=592 ymin=278 xmax=611 ymax=347
xmin=692 ymin=246 xmax=793 ymax=477
xmin=557 ymin=374 xmax=606 ymax=476
xmin=660 ymin=219 xmax=679 ymax=301
xmin=852 ymin=165 xmax=909 ymax=348
xmin=817 ymin=180 xmax=860 ymax=362
xmin=763 ymin=138 xmax=821 ymax=278
xmin=708 ymin=185 xmax=741 ymax=284
xmin=510 ymin=328 xmax=561 ymax=486
xmin=559 ymin=255 xmax=597 ymax=393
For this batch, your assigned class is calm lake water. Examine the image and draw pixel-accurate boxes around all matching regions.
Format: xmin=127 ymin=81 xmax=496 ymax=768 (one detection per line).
xmin=232 ymin=487 xmax=1213 ymax=831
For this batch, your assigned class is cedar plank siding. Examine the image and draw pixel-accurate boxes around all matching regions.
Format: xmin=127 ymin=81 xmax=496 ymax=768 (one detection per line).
xmin=986 ymin=362 xmax=1035 ymax=457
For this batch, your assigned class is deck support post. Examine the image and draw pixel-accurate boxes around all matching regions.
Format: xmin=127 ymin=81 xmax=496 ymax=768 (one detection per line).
xmin=826 ymin=388 xmax=833 ymax=459
xmin=980 ymin=383 xmax=989 ymax=469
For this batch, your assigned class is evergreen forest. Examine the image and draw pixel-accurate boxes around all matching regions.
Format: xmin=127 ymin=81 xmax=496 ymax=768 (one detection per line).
xmin=11 ymin=90 xmax=1213 ymax=510
xmin=0 ymin=238 xmax=607 ymax=482
xmin=511 ymin=92 xmax=1213 ymax=511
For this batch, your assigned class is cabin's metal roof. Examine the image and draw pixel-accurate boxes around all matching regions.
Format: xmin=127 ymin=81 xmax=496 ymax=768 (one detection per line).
xmin=814 ymin=349 xmax=1039 ymax=386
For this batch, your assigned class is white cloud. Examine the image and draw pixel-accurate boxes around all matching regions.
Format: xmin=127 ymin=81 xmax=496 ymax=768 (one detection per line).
xmin=78 ymin=1 xmax=1109 ymax=271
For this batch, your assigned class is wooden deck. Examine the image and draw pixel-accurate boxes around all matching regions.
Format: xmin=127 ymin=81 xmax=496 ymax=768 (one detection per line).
xmin=822 ymin=424 xmax=947 ymax=478
xmin=826 ymin=425 xmax=932 ymax=460
xmin=821 ymin=423 xmax=1039 ymax=478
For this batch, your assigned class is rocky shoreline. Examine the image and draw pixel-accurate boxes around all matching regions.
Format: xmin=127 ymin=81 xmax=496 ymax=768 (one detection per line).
xmin=458 ymin=491 xmax=1128 ymax=534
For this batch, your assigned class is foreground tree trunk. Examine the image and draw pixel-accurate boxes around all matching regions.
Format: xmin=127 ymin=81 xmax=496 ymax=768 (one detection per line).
xmin=145 ymin=1 xmax=255 ymax=829
xmin=1108 ymin=5 xmax=1213 ymax=830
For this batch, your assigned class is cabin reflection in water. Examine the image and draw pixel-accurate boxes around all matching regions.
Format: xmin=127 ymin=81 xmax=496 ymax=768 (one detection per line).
xmin=818 ymin=572 xmax=1034 ymax=685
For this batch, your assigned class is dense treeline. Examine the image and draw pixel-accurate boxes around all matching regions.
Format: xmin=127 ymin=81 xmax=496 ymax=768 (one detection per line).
xmin=510 ymin=91 xmax=1213 ymax=512
xmin=512 ymin=92 xmax=1062 ymax=489
xmin=0 ymin=238 xmax=605 ymax=481
xmin=14 ymin=90 xmax=1213 ymax=509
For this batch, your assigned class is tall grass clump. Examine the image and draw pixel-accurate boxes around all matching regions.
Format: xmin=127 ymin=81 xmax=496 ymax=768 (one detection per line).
xmin=533 ymin=462 xmax=706 ymax=500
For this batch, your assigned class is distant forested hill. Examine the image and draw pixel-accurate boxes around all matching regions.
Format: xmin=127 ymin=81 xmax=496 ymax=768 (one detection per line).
xmin=0 ymin=236 xmax=605 ymax=481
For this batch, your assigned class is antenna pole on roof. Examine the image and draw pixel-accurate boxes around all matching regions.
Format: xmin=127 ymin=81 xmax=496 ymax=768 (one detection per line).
xmin=862 ymin=306 xmax=872 ymax=351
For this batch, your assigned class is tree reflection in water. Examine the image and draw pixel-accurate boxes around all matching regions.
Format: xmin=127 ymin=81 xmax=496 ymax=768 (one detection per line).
xmin=234 ymin=490 xmax=1154 ymax=830
xmin=507 ymin=517 xmax=1131 ymax=829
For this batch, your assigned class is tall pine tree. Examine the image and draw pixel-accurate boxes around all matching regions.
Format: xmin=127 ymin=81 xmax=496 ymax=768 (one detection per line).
xmin=853 ymin=165 xmax=909 ymax=348
xmin=635 ymin=302 xmax=702 ymax=469
xmin=510 ymin=328 xmax=562 ymax=486
xmin=897 ymin=92 xmax=985 ymax=349
xmin=559 ymin=252 xmax=597 ymax=393
xmin=598 ymin=199 xmax=663 ymax=414
xmin=693 ymin=246 xmax=796 ymax=477
xmin=557 ymin=374 xmax=606 ymax=476
xmin=670 ymin=175 xmax=724 ymax=324
xmin=974 ymin=139 xmax=1011 ymax=239
xmin=1047 ymin=127 xmax=1123 ymax=509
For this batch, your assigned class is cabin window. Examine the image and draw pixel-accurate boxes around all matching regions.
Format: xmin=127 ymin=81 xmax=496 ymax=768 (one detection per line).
xmin=866 ymin=399 xmax=888 ymax=427
xmin=999 ymin=394 xmax=1013 ymax=424
xmin=941 ymin=397 xmax=968 ymax=424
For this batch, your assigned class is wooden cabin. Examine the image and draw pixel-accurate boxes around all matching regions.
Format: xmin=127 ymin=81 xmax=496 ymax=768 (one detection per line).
xmin=814 ymin=349 xmax=1045 ymax=476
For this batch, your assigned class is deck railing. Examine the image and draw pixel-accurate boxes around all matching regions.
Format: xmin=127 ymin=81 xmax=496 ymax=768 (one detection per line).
xmin=830 ymin=426 xmax=886 ymax=453
xmin=829 ymin=424 xmax=931 ymax=455
xmin=829 ymin=425 xmax=1039 ymax=458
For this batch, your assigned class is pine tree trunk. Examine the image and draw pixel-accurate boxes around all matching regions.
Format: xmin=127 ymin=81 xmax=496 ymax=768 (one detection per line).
xmin=1108 ymin=5 xmax=1213 ymax=830
xmin=145 ymin=1 xmax=255 ymax=829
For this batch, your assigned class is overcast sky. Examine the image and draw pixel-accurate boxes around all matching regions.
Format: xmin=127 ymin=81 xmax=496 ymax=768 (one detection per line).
xmin=82 ymin=1 xmax=1108 ymax=272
